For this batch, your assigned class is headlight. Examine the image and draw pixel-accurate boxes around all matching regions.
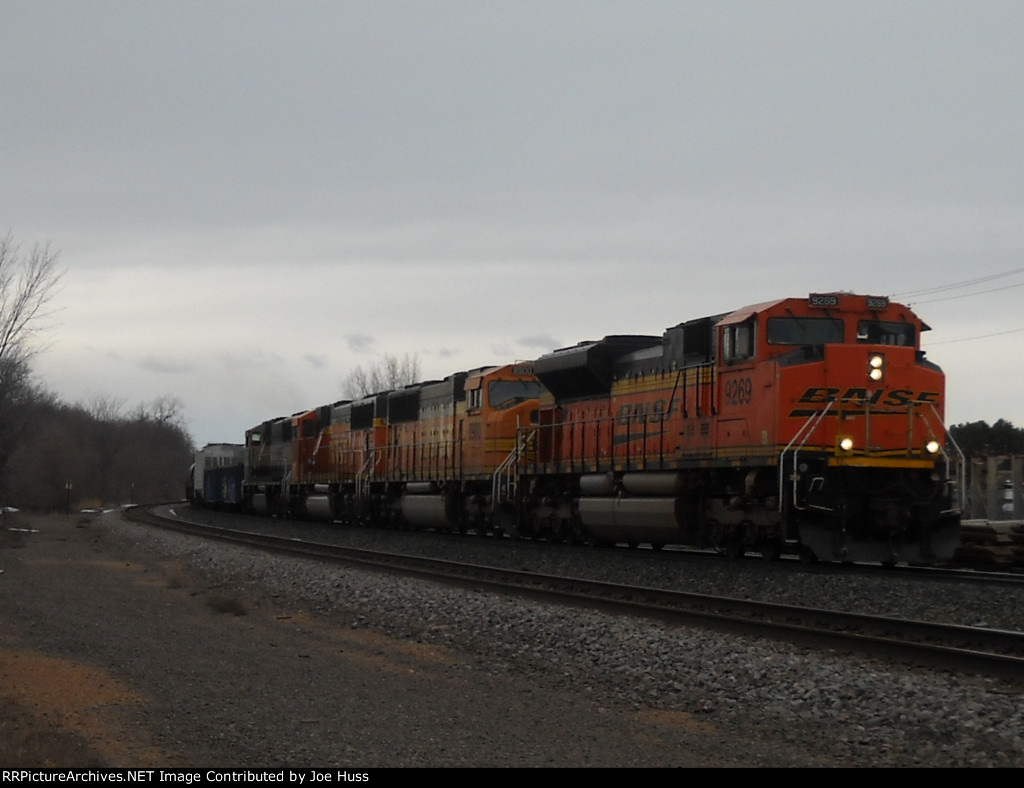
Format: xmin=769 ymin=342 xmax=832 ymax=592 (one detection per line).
xmin=868 ymin=354 xmax=884 ymax=382
xmin=839 ymin=436 xmax=854 ymax=452
xmin=925 ymin=440 xmax=940 ymax=454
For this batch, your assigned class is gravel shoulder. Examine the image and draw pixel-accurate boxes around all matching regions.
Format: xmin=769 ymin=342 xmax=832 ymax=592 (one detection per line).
xmin=1 ymin=508 xmax=1023 ymax=767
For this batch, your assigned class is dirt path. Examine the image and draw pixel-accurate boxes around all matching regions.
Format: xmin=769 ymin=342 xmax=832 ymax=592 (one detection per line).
xmin=0 ymin=510 xmax=737 ymax=768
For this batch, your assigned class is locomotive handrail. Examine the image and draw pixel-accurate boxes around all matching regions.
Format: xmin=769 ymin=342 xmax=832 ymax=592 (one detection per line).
xmin=931 ymin=403 xmax=966 ymax=512
xmin=778 ymin=400 xmax=835 ymax=512
xmin=492 ymin=428 xmax=537 ymax=510
xmin=355 ymin=450 xmax=376 ymax=499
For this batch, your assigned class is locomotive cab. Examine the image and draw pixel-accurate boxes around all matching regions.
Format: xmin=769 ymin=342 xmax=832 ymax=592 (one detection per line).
xmin=460 ymin=364 xmax=544 ymax=477
xmin=732 ymin=293 xmax=961 ymax=563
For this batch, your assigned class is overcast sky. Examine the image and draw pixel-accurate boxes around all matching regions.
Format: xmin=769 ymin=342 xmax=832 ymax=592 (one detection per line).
xmin=4 ymin=1 xmax=1023 ymax=447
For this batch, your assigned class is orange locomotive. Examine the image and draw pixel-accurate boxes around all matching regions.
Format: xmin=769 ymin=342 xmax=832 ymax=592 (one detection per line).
xmin=235 ymin=292 xmax=961 ymax=564
xmin=518 ymin=292 xmax=961 ymax=563
xmin=242 ymin=363 xmax=544 ymax=533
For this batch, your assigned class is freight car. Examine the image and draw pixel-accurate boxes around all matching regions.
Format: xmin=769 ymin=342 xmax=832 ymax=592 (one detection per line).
xmin=199 ymin=292 xmax=962 ymax=564
xmin=187 ymin=443 xmax=246 ymax=508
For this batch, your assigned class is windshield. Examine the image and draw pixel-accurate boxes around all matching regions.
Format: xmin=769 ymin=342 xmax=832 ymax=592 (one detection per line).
xmin=857 ymin=320 xmax=915 ymax=346
xmin=766 ymin=317 xmax=845 ymax=345
xmin=488 ymin=380 xmax=542 ymax=409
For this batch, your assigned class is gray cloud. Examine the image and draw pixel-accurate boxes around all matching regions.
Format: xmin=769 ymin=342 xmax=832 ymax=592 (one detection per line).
xmin=345 ymin=335 xmax=376 ymax=354
xmin=9 ymin=1 xmax=1024 ymax=445
xmin=519 ymin=335 xmax=562 ymax=351
xmin=135 ymin=356 xmax=194 ymax=375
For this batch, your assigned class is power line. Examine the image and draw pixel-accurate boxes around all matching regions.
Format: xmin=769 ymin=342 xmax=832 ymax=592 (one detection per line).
xmin=892 ymin=266 xmax=1024 ymax=344
xmin=910 ymin=280 xmax=1024 ymax=304
xmin=929 ymin=325 xmax=1024 ymax=345
xmin=893 ymin=266 xmax=1024 ymax=300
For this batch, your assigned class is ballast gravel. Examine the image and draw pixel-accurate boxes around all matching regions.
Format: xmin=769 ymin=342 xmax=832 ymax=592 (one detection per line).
xmin=164 ymin=508 xmax=1024 ymax=767
xmin=4 ymin=507 xmax=1024 ymax=767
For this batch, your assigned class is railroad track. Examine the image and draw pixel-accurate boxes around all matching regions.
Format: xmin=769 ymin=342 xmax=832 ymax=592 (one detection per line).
xmin=126 ymin=504 xmax=1024 ymax=685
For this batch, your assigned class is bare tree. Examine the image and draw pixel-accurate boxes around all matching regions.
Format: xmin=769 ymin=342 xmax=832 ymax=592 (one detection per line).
xmin=84 ymin=392 xmax=128 ymax=422
xmin=342 ymin=352 xmax=421 ymax=398
xmin=0 ymin=233 xmax=63 ymax=372
xmin=0 ymin=234 xmax=63 ymax=501
xmin=133 ymin=395 xmax=187 ymax=428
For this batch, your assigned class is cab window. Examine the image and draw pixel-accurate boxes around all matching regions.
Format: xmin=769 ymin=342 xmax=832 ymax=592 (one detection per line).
xmin=488 ymin=380 xmax=542 ymax=409
xmin=722 ymin=319 xmax=755 ymax=362
xmin=767 ymin=317 xmax=844 ymax=345
xmin=857 ymin=321 xmax=915 ymax=346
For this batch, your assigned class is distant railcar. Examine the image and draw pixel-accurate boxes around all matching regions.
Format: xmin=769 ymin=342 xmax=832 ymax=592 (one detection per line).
xmin=188 ymin=443 xmax=246 ymax=507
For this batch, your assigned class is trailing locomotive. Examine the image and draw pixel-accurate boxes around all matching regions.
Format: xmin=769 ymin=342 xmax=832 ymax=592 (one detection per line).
xmin=190 ymin=293 xmax=962 ymax=564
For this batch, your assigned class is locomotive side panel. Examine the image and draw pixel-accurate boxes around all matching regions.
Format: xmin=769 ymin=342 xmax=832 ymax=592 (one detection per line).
xmin=416 ymin=373 xmax=466 ymax=482
xmin=324 ymin=401 xmax=358 ymax=487
xmin=384 ymin=385 xmax=422 ymax=483
xmin=290 ymin=409 xmax=321 ymax=488
xmin=244 ymin=417 xmax=292 ymax=515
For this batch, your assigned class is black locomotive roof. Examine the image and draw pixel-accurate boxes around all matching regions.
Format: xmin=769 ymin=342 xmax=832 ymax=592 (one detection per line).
xmin=533 ymin=335 xmax=662 ymax=399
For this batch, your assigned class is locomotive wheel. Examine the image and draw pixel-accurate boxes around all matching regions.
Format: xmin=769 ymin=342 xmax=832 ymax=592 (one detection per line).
xmin=725 ymin=539 xmax=745 ymax=560
xmin=759 ymin=541 xmax=782 ymax=562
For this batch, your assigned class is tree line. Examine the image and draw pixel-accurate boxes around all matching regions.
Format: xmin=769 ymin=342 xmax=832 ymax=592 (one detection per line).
xmin=0 ymin=234 xmax=191 ymax=510
xmin=2 ymin=393 xmax=193 ymax=511
xmin=949 ymin=419 xmax=1024 ymax=459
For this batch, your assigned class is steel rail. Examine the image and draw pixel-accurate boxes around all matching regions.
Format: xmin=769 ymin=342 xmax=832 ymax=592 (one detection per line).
xmin=126 ymin=505 xmax=1024 ymax=684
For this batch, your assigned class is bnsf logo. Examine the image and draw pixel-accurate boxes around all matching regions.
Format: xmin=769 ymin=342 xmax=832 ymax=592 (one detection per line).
xmin=798 ymin=387 xmax=940 ymax=406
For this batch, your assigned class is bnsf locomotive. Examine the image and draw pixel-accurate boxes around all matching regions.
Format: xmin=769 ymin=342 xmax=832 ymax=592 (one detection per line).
xmin=189 ymin=293 xmax=962 ymax=564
